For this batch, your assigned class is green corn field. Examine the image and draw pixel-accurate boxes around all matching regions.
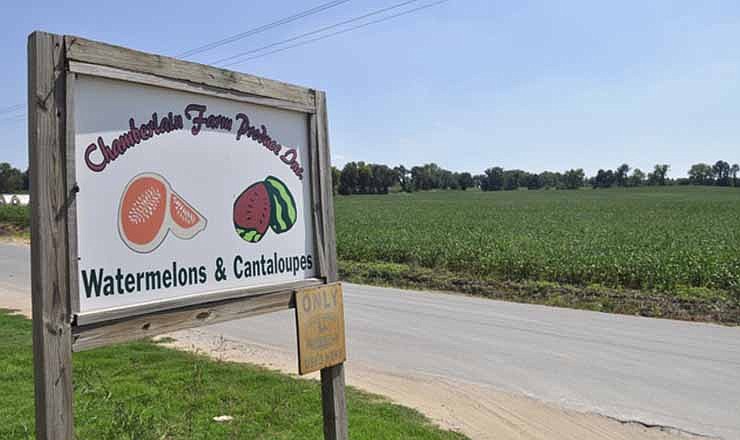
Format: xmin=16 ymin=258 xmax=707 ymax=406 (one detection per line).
xmin=335 ymin=186 xmax=740 ymax=296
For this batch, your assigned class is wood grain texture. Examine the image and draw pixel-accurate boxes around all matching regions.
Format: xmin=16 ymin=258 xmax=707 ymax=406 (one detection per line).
xmin=314 ymin=91 xmax=348 ymax=440
xmin=321 ymin=363 xmax=349 ymax=440
xmin=65 ymin=72 xmax=79 ymax=315
xmin=65 ymin=36 xmax=315 ymax=108
xmin=73 ymin=287 xmax=305 ymax=352
xmin=68 ymin=61 xmax=315 ymax=114
xmin=316 ymin=91 xmax=339 ymax=283
xmin=309 ymin=112 xmax=328 ymax=280
xmin=28 ymin=31 xmax=74 ymax=440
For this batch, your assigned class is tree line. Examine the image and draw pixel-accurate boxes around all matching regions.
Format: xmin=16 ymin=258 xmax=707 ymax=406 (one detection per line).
xmin=333 ymin=160 xmax=739 ymax=194
xmin=0 ymin=163 xmax=29 ymax=193
xmin=3 ymin=158 xmax=738 ymax=196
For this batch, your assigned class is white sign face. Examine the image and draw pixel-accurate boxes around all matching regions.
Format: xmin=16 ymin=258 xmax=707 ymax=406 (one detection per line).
xmin=74 ymin=75 xmax=316 ymax=314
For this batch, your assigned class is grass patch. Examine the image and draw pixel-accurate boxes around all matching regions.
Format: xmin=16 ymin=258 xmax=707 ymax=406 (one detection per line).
xmin=0 ymin=205 xmax=29 ymax=227
xmin=339 ymin=260 xmax=740 ymax=325
xmin=0 ymin=205 xmax=30 ymax=241
xmin=0 ymin=311 xmax=465 ymax=439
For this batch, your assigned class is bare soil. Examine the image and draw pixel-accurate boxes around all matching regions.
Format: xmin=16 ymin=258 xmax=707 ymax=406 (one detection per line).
xmin=161 ymin=329 xmax=702 ymax=440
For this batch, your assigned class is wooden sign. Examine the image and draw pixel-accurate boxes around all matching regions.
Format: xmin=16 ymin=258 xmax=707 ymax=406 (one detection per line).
xmin=28 ymin=31 xmax=347 ymax=439
xmin=296 ymin=283 xmax=347 ymax=375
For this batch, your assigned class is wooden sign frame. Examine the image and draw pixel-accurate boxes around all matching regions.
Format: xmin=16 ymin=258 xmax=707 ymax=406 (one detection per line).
xmin=28 ymin=31 xmax=346 ymax=439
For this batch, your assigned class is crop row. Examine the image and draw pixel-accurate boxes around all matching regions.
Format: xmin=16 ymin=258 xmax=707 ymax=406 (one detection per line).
xmin=335 ymin=187 xmax=740 ymax=294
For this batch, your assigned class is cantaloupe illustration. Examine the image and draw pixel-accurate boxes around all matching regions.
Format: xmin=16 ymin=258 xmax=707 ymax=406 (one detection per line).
xmin=118 ymin=173 xmax=206 ymax=253
xmin=233 ymin=182 xmax=271 ymax=243
xmin=233 ymin=176 xmax=297 ymax=243
xmin=170 ymin=191 xmax=207 ymax=239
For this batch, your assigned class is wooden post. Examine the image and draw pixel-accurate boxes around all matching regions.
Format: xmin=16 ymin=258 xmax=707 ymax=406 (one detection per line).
xmin=315 ymin=91 xmax=348 ymax=440
xmin=28 ymin=31 xmax=75 ymax=440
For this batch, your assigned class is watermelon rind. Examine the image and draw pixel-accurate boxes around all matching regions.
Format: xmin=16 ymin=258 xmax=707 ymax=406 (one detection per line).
xmin=235 ymin=226 xmax=264 ymax=243
xmin=264 ymin=176 xmax=297 ymax=234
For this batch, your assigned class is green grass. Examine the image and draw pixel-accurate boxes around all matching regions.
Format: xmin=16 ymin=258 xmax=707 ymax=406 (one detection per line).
xmin=335 ymin=187 xmax=740 ymax=320
xmin=0 ymin=204 xmax=30 ymax=228
xmin=0 ymin=311 xmax=465 ymax=440
xmin=0 ymin=205 xmax=30 ymax=241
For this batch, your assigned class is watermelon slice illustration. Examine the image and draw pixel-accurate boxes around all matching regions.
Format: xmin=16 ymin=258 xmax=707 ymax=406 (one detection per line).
xmin=233 ymin=176 xmax=298 ymax=243
xmin=118 ymin=173 xmax=206 ymax=253
xmin=233 ymin=182 xmax=271 ymax=243
xmin=264 ymin=176 xmax=297 ymax=234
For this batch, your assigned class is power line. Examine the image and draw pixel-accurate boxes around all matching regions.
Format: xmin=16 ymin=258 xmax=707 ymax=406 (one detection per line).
xmin=0 ymin=113 xmax=26 ymax=125
xmin=1 ymin=2 xmax=355 ymax=113
xmin=177 ymin=0 xmax=352 ymax=58
xmin=0 ymin=103 xmax=24 ymax=116
xmin=211 ymin=0 xmax=422 ymax=66
xmin=1 ymin=1 xmax=447 ymax=122
xmin=222 ymin=0 xmax=449 ymax=67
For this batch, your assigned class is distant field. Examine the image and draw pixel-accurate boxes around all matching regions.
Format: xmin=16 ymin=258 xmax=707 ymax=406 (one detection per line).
xmin=335 ymin=187 xmax=740 ymax=320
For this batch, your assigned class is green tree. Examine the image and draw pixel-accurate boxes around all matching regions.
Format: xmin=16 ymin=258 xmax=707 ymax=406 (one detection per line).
xmin=615 ymin=164 xmax=630 ymax=187
xmin=394 ymin=165 xmax=411 ymax=192
xmin=0 ymin=163 xmax=24 ymax=192
xmin=457 ymin=172 xmax=474 ymax=191
xmin=563 ymin=169 xmax=584 ymax=190
xmin=712 ymin=160 xmax=731 ymax=186
xmin=473 ymin=174 xmax=485 ymax=189
xmin=521 ymin=173 xmax=540 ymax=190
xmin=629 ymin=168 xmax=645 ymax=187
xmin=649 ymin=164 xmax=670 ymax=186
xmin=731 ymin=164 xmax=739 ymax=187
xmin=370 ymin=164 xmax=397 ymax=194
xmin=593 ymin=169 xmax=615 ymax=188
xmin=411 ymin=163 xmax=445 ymax=191
xmin=339 ymin=162 xmax=359 ymax=195
xmin=539 ymin=171 xmax=561 ymax=189
xmin=688 ymin=163 xmax=714 ymax=185
xmin=503 ymin=170 xmax=527 ymax=191
xmin=439 ymin=170 xmax=456 ymax=189
xmin=357 ymin=162 xmax=373 ymax=193
xmin=331 ymin=166 xmax=341 ymax=195
xmin=481 ymin=167 xmax=504 ymax=191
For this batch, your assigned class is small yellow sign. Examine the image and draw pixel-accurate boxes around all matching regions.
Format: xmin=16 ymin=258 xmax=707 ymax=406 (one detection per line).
xmin=295 ymin=282 xmax=346 ymax=375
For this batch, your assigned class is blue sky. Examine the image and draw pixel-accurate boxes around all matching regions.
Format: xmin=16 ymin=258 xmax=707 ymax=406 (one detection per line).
xmin=1 ymin=0 xmax=739 ymax=176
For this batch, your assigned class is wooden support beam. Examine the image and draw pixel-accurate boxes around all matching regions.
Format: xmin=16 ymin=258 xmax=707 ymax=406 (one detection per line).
xmin=28 ymin=31 xmax=74 ymax=440
xmin=315 ymin=91 xmax=348 ymax=440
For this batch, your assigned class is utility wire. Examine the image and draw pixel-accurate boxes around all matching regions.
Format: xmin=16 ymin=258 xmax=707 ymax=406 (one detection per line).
xmin=1 ymin=1 xmax=354 ymax=113
xmin=177 ymin=0 xmax=352 ymax=58
xmin=0 ymin=113 xmax=26 ymax=125
xmin=222 ymin=0 xmax=448 ymax=67
xmin=0 ymin=103 xmax=24 ymax=116
xmin=211 ymin=0 xmax=422 ymax=66
xmin=1 ymin=1 xmax=446 ymax=124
